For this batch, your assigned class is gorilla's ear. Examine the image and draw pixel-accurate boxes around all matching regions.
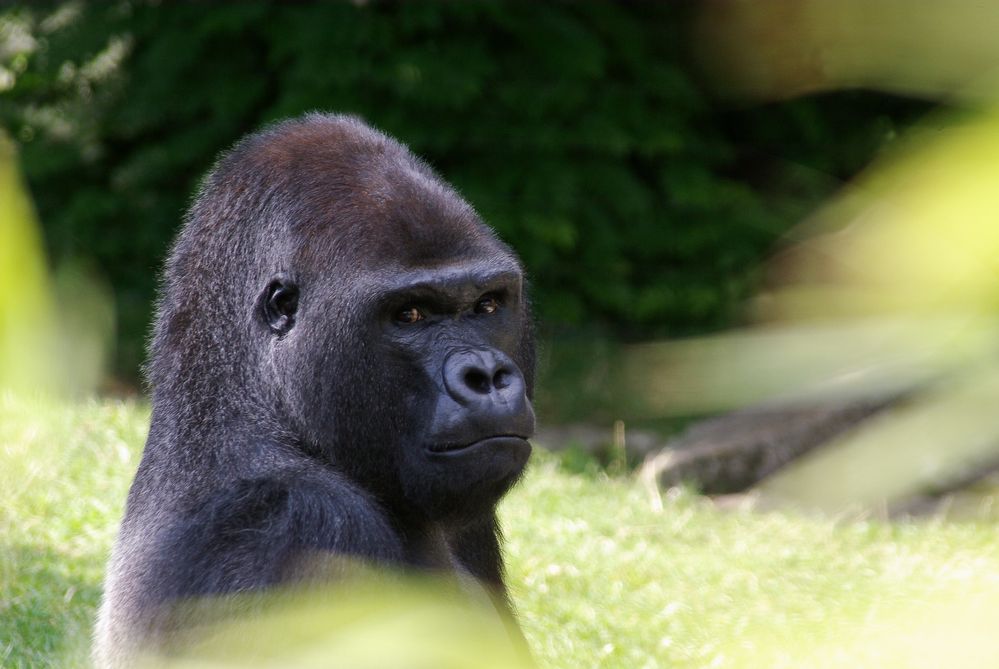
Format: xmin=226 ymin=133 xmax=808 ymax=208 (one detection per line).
xmin=259 ymin=277 xmax=299 ymax=335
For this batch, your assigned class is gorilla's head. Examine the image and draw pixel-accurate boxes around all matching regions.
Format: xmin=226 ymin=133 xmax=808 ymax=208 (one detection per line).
xmin=152 ymin=114 xmax=534 ymax=524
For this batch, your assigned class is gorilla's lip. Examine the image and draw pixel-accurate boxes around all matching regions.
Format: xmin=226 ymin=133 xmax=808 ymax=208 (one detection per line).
xmin=425 ymin=435 xmax=531 ymax=456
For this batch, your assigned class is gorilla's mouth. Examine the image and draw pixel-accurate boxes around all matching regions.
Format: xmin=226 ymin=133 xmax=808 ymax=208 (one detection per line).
xmin=426 ymin=435 xmax=531 ymax=456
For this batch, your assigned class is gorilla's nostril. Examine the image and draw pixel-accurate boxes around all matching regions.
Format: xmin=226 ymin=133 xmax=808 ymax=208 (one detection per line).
xmin=444 ymin=349 xmax=524 ymax=404
xmin=464 ymin=368 xmax=491 ymax=394
xmin=493 ymin=369 xmax=512 ymax=390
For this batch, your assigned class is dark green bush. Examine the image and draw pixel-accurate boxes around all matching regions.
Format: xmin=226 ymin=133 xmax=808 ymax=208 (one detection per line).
xmin=0 ymin=2 xmax=923 ymax=379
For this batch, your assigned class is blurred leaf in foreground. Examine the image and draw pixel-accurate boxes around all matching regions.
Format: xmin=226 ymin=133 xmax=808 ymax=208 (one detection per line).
xmin=627 ymin=104 xmax=999 ymax=511
xmin=695 ymin=0 xmax=999 ymax=103
xmin=136 ymin=576 xmax=532 ymax=669
xmin=0 ymin=130 xmax=60 ymax=393
xmin=0 ymin=131 xmax=115 ymax=396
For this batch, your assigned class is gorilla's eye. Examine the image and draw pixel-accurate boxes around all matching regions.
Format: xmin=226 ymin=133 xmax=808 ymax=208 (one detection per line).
xmin=261 ymin=280 xmax=299 ymax=334
xmin=271 ymin=287 xmax=298 ymax=316
xmin=474 ymin=295 xmax=500 ymax=315
xmin=396 ymin=306 xmax=425 ymax=324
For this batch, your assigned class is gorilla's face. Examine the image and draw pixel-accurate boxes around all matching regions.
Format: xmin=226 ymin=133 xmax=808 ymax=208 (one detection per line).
xmin=258 ymin=215 xmax=535 ymax=524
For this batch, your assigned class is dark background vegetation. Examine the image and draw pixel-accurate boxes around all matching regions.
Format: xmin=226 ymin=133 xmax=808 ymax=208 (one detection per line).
xmin=1 ymin=1 xmax=924 ymax=387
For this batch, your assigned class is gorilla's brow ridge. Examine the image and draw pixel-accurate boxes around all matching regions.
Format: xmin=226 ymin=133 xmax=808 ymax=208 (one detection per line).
xmin=373 ymin=266 xmax=522 ymax=309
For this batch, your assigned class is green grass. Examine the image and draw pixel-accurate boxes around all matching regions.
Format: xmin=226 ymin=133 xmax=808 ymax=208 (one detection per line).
xmin=3 ymin=394 xmax=999 ymax=668
xmin=0 ymin=395 xmax=147 ymax=667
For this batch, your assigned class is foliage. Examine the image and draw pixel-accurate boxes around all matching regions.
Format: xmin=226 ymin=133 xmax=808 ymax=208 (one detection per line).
xmin=0 ymin=2 xmax=924 ymax=378
xmin=4 ymin=396 xmax=999 ymax=667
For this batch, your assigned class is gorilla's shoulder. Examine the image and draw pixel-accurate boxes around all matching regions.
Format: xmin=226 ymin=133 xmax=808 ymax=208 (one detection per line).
xmin=150 ymin=473 xmax=404 ymax=599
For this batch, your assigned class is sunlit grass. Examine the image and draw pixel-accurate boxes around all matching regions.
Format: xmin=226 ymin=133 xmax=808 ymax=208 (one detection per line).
xmin=3 ymin=396 xmax=999 ymax=667
xmin=506 ymin=458 xmax=999 ymax=668
xmin=0 ymin=394 xmax=147 ymax=667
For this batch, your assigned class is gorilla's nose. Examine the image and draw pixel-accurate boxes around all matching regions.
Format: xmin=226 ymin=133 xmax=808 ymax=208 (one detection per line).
xmin=443 ymin=348 xmax=526 ymax=408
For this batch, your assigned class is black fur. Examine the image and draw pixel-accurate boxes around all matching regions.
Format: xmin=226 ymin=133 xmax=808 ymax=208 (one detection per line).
xmin=95 ymin=114 xmax=536 ymax=666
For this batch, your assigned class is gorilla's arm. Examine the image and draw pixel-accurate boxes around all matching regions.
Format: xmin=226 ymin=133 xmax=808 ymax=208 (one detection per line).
xmin=134 ymin=474 xmax=404 ymax=639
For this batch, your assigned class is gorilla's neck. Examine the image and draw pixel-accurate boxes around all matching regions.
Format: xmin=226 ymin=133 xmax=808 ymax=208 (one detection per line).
xmin=391 ymin=517 xmax=453 ymax=571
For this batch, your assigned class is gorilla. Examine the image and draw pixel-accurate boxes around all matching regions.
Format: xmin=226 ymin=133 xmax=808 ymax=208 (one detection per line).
xmin=95 ymin=114 xmax=536 ymax=666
